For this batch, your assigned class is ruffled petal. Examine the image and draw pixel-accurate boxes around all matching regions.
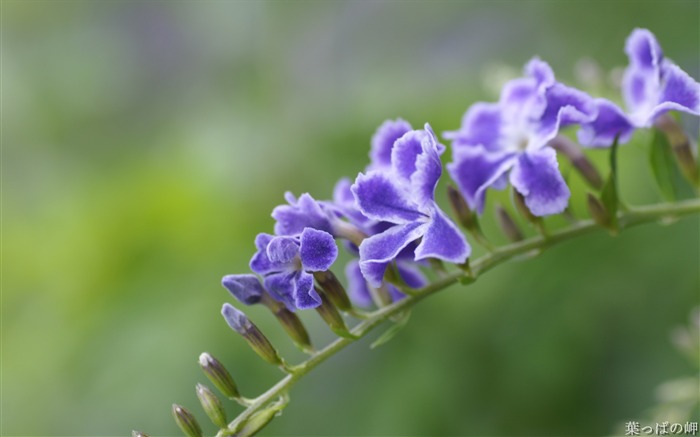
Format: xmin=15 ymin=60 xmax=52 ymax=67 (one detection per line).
xmin=266 ymin=236 xmax=299 ymax=264
xmin=577 ymin=98 xmax=635 ymax=147
xmin=359 ymin=221 xmax=427 ymax=287
xmin=299 ymin=228 xmax=338 ymax=272
xmin=510 ymin=148 xmax=570 ymax=216
xmin=369 ymin=119 xmax=413 ymax=170
xmin=410 ymin=126 xmax=443 ymax=208
xmin=250 ymin=233 xmax=276 ymax=275
xmin=534 ymin=82 xmax=597 ymax=147
xmin=345 ymin=260 xmax=373 ymax=308
xmin=625 ymin=28 xmax=663 ymax=71
xmin=293 ymin=271 xmax=321 ymax=309
xmin=447 ymin=149 xmax=517 ymax=214
xmin=352 ymin=171 xmax=424 ymax=223
xmin=391 ymin=130 xmax=426 ymax=182
xmin=414 ymin=207 xmax=470 ymax=264
xmin=647 ymin=61 xmax=700 ymax=122
xmin=272 ymin=192 xmax=334 ymax=236
xmin=263 ymin=271 xmax=297 ymax=311
xmin=222 ymin=274 xmax=265 ymax=305
xmin=443 ymin=102 xmax=503 ymax=152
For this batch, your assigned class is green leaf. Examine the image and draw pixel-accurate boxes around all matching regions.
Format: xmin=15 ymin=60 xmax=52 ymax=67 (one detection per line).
xmin=600 ymin=137 xmax=620 ymax=230
xmin=649 ymin=129 xmax=679 ymax=201
xmin=370 ymin=311 xmax=411 ymax=349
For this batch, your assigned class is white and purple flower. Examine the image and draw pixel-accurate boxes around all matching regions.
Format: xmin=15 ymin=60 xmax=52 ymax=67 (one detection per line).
xmin=351 ymin=123 xmax=470 ymax=287
xmin=445 ymin=58 xmax=597 ymax=216
xmin=248 ymin=228 xmax=338 ymax=310
xmin=578 ymin=28 xmax=700 ymax=147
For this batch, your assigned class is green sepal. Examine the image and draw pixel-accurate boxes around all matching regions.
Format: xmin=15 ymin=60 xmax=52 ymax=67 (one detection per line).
xmin=370 ymin=311 xmax=411 ymax=349
xmin=649 ymin=128 xmax=680 ymax=201
xmin=600 ymin=137 xmax=620 ymax=230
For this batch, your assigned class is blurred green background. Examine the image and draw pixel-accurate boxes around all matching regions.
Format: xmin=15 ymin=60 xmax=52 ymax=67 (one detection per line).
xmin=3 ymin=1 xmax=699 ymax=436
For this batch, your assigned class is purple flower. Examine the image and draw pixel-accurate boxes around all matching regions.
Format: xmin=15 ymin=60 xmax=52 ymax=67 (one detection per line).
xmin=445 ymin=58 xmax=597 ymax=216
xmin=249 ymin=228 xmax=338 ymax=310
xmin=352 ymin=123 xmax=470 ymax=287
xmin=578 ymin=29 xmax=700 ymax=147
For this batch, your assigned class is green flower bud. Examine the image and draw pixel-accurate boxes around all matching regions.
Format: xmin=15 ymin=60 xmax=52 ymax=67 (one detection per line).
xmin=196 ymin=383 xmax=228 ymax=429
xmin=172 ymin=404 xmax=202 ymax=437
xmin=315 ymin=290 xmax=355 ymax=339
xmin=266 ymin=299 xmax=313 ymax=353
xmin=586 ymin=193 xmax=613 ymax=231
xmin=551 ymin=135 xmax=603 ymax=190
xmin=495 ymin=205 xmax=524 ymax=242
xmin=198 ymin=352 xmax=240 ymax=399
xmin=447 ymin=184 xmax=479 ymax=230
xmin=313 ymin=270 xmax=352 ymax=312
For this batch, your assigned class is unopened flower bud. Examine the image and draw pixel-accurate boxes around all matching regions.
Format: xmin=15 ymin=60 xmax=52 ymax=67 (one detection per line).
xmin=315 ymin=290 xmax=354 ymax=339
xmin=221 ymin=274 xmax=263 ymax=305
xmin=172 ymin=404 xmax=202 ymax=437
xmin=655 ymin=115 xmax=699 ymax=187
xmin=586 ymin=193 xmax=613 ymax=230
xmin=198 ymin=352 xmax=240 ymax=399
xmin=131 ymin=431 xmax=149 ymax=437
xmin=268 ymin=302 xmax=313 ymax=353
xmin=447 ymin=184 xmax=479 ymax=230
xmin=550 ymin=135 xmax=603 ymax=190
xmin=512 ymin=189 xmax=540 ymax=225
xmin=196 ymin=383 xmax=227 ymax=428
xmin=495 ymin=205 xmax=524 ymax=242
xmin=221 ymin=303 xmax=283 ymax=366
xmin=313 ymin=270 xmax=352 ymax=311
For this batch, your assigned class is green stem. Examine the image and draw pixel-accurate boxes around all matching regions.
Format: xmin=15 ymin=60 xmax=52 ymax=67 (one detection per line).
xmin=217 ymin=198 xmax=700 ymax=436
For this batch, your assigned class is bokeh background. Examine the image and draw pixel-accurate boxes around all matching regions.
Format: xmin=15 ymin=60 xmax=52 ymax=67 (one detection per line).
xmin=3 ymin=1 xmax=699 ymax=436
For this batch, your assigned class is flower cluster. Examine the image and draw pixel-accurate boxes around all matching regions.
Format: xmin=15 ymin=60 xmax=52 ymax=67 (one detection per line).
xmin=218 ymin=27 xmax=699 ymax=332
xmin=161 ymin=28 xmax=700 ymax=437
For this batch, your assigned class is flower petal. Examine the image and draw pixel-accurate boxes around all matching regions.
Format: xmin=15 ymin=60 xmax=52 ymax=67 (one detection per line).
xmin=222 ymin=274 xmax=265 ymax=305
xmin=410 ymin=128 xmax=443 ymax=208
xmin=391 ymin=130 xmax=426 ymax=181
xmin=577 ymin=98 xmax=635 ymax=148
xmin=534 ymin=82 xmax=597 ymax=147
xmin=352 ymin=171 xmax=424 ymax=223
xmin=299 ymin=228 xmax=338 ymax=272
xmin=267 ymin=236 xmax=299 ymax=264
xmin=625 ymin=28 xmax=663 ymax=71
xmin=369 ymin=119 xmax=413 ymax=170
xmin=414 ymin=207 xmax=470 ymax=263
xmin=293 ymin=271 xmax=321 ymax=310
xmin=345 ymin=260 xmax=373 ymax=308
xmin=272 ymin=192 xmax=334 ymax=236
xmin=395 ymin=261 xmax=428 ymax=289
xmin=250 ymin=233 xmax=276 ymax=275
xmin=447 ymin=149 xmax=517 ymax=214
xmin=359 ymin=221 xmax=427 ymax=287
xmin=648 ymin=61 xmax=700 ymax=122
xmin=510 ymin=148 xmax=570 ymax=216
xmin=443 ymin=102 xmax=503 ymax=152
xmin=263 ymin=271 xmax=297 ymax=311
